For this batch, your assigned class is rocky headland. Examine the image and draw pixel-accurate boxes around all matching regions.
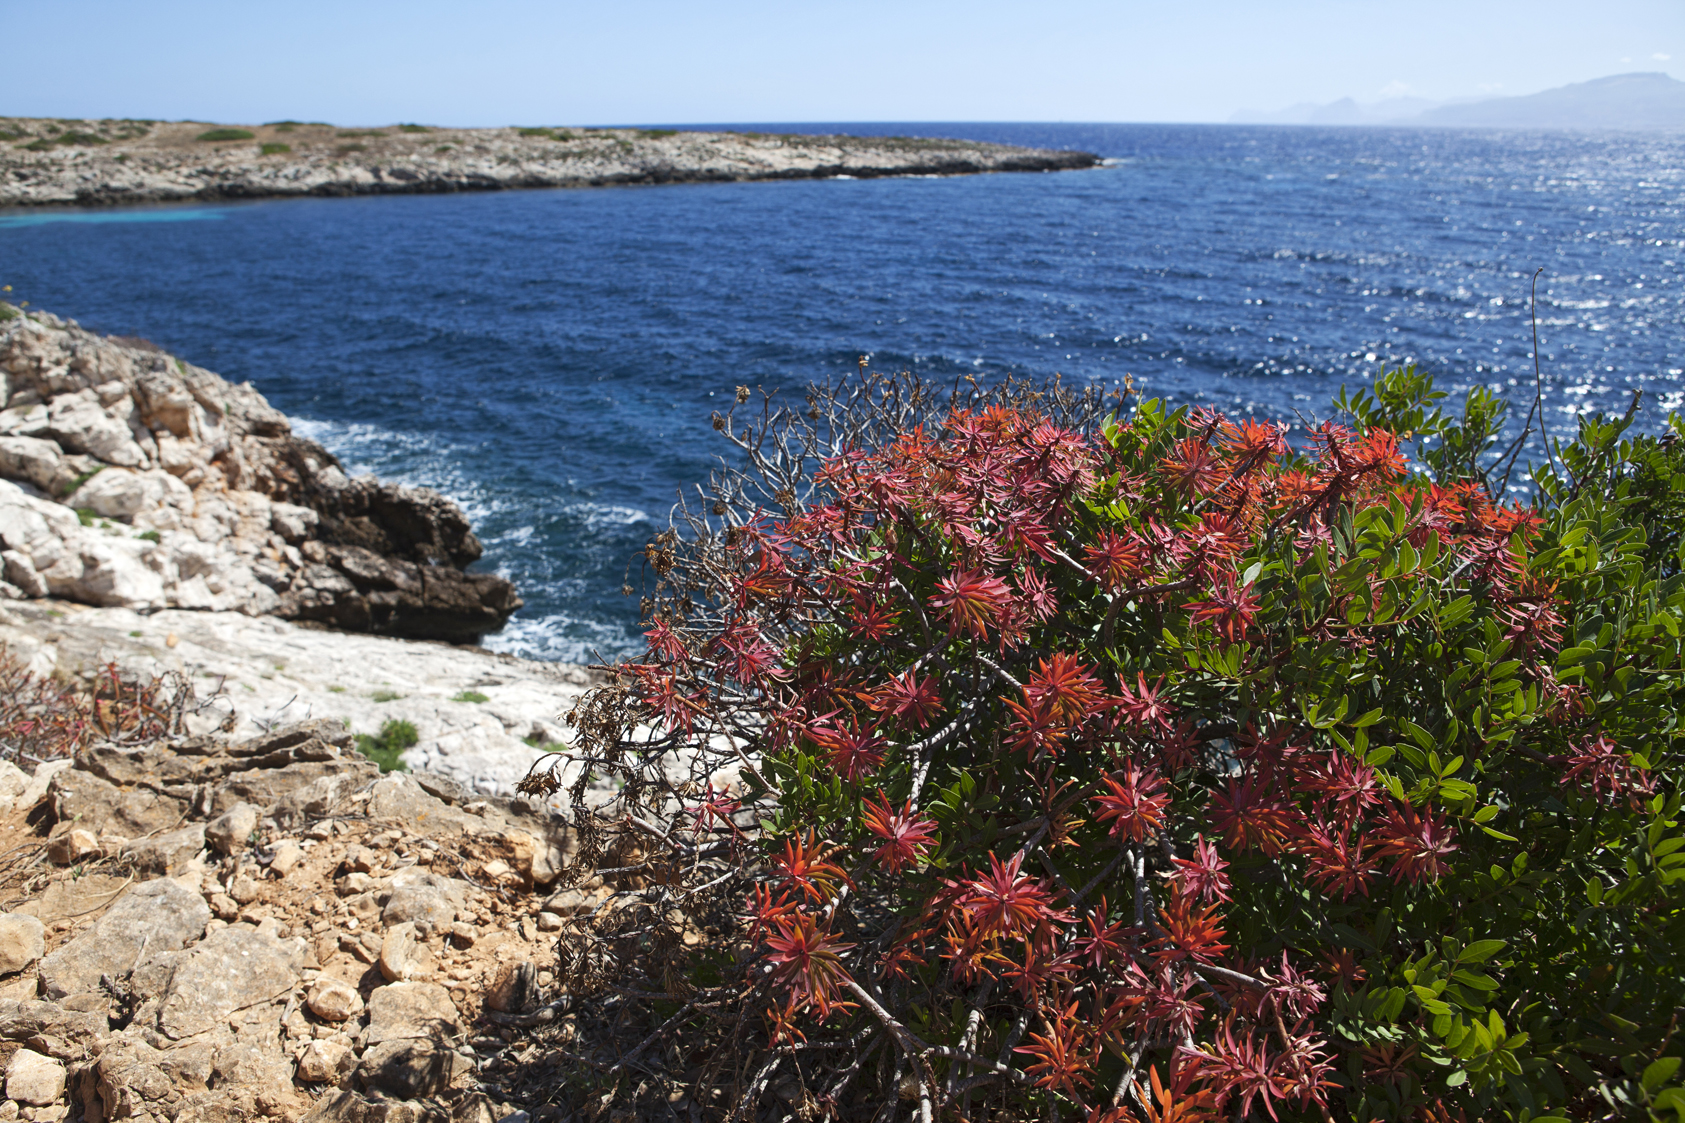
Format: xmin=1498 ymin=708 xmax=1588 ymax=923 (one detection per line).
xmin=0 ymin=306 xmax=520 ymax=644
xmin=0 ymin=118 xmax=1099 ymax=207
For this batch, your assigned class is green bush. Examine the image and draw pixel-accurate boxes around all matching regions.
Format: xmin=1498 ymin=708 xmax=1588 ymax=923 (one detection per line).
xmin=370 ymin=689 xmax=403 ymax=703
xmin=135 ymin=529 xmax=160 ymax=543
xmin=53 ymin=131 xmax=107 ymax=146
xmin=450 ymin=691 xmax=490 ymax=704
xmin=398 ymin=123 xmax=431 ymax=133
xmin=516 ymin=127 xmax=554 ymax=137
xmin=196 ymin=128 xmax=255 ymax=142
xmin=541 ymin=367 xmax=1685 ymax=1120
xmin=20 ymin=139 xmax=52 ymax=152
xmin=355 ymin=719 xmax=417 ymax=773
xmin=335 ymin=144 xmax=365 ymax=156
xmin=259 ymin=142 xmax=291 ymax=156
xmin=636 ymin=128 xmax=677 ymax=139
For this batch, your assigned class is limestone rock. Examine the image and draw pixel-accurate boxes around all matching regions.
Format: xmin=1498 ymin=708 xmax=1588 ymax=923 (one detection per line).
xmin=0 ymin=1000 xmax=110 ymax=1062
xmin=205 ymin=801 xmax=259 ymax=854
xmin=5 ymin=1049 xmax=64 ymax=1106
xmin=305 ymin=977 xmax=363 ymax=1023
xmin=0 ymin=312 xmax=521 ymax=640
xmin=358 ymin=1038 xmax=471 ymax=1099
xmin=0 ymin=760 xmax=27 ymax=811
xmin=0 ymin=914 xmax=45 ymax=976
xmin=121 ymin=821 xmax=205 ymax=875
xmin=44 ymin=829 xmax=97 ymax=866
xmin=364 ymin=981 xmax=458 ymax=1045
xmin=155 ymin=925 xmax=307 ymax=1039
xmin=296 ymin=1038 xmax=356 ymax=1084
xmin=381 ymin=868 xmax=465 ymax=929
xmin=378 ymin=922 xmax=432 ymax=983
xmin=269 ymin=838 xmax=304 ymax=876
xmin=38 ymin=877 xmax=210 ymax=1000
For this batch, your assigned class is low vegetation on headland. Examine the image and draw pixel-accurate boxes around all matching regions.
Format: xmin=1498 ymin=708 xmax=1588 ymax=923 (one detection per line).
xmin=516 ymin=366 xmax=1685 ymax=1120
xmin=0 ymin=117 xmax=1099 ymax=206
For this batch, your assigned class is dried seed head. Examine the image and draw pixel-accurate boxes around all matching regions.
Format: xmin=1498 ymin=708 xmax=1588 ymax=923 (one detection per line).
xmin=735 ymin=385 xmax=751 ymax=404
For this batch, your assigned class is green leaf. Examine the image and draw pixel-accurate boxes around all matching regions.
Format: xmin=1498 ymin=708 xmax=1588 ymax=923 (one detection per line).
xmin=1459 ymin=939 xmax=1507 ymax=964
xmin=1644 ymin=1056 xmax=1683 ymax=1092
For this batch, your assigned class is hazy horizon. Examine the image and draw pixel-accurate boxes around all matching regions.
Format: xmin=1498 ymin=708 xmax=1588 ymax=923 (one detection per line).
xmin=0 ymin=0 xmax=1678 ymax=127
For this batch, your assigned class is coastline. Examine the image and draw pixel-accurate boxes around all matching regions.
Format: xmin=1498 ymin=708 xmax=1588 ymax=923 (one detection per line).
xmin=0 ymin=118 xmax=1099 ymax=207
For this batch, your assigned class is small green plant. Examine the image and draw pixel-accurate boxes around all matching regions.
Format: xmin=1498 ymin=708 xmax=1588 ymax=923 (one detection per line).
xmin=335 ymin=130 xmax=384 ymax=138
xmin=0 ymin=130 xmax=22 ymax=141
xmin=434 ymin=145 xmax=453 ymax=154
xmin=66 ymin=465 xmax=103 ymax=494
xmin=0 ymin=304 xmax=17 ymax=322
xmin=355 ymin=719 xmax=417 ymax=773
xmin=552 ymin=131 xmax=575 ymax=142
xmin=21 ymin=139 xmax=52 ymax=152
xmin=450 ymin=690 xmax=490 ymax=704
xmin=54 ymin=131 xmax=107 ymax=147
xmin=370 ymin=689 xmax=403 ymax=703
xmin=522 ymin=733 xmax=549 ymax=749
xmin=259 ymin=142 xmax=291 ymax=156
xmin=335 ymin=144 xmax=366 ymax=155
xmin=128 ymin=631 xmax=142 ymax=638
xmin=135 ymin=529 xmax=160 ymax=543
xmin=516 ymin=127 xmax=553 ymax=137
xmin=398 ymin=123 xmax=430 ymax=133
xmin=265 ymin=120 xmax=302 ymax=130
xmin=637 ymin=128 xmax=677 ymax=139
xmin=196 ymin=128 xmax=255 ymax=142
xmin=44 ymin=610 xmax=63 ymax=619
xmin=327 ymin=685 xmax=345 ymax=693
xmin=74 ymin=508 xmax=97 ymax=527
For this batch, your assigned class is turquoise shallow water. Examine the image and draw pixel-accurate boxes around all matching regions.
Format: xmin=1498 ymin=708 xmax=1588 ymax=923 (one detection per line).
xmin=1 ymin=123 xmax=1680 ymax=660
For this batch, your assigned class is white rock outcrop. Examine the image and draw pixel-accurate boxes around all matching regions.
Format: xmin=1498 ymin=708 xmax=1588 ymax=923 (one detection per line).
xmin=0 ymin=308 xmax=520 ymax=641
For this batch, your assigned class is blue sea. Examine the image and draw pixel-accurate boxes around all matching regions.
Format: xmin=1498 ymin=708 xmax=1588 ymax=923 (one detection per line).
xmin=1 ymin=123 xmax=1680 ymax=662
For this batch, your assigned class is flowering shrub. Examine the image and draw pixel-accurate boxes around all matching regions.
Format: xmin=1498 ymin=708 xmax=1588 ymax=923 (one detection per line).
xmin=0 ymin=648 xmax=197 ymax=765
xmin=531 ymin=371 xmax=1685 ymax=1122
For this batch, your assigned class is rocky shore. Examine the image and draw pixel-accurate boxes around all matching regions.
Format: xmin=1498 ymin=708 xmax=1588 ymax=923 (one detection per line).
xmin=0 ymin=306 xmax=520 ymax=644
xmin=0 ymin=118 xmax=1098 ymax=207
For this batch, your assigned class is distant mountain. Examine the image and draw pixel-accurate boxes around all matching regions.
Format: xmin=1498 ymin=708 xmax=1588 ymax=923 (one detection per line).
xmin=1231 ymin=95 xmax=1451 ymax=126
xmin=1232 ymin=72 xmax=1685 ymax=131
xmin=1417 ymin=72 xmax=1685 ymax=129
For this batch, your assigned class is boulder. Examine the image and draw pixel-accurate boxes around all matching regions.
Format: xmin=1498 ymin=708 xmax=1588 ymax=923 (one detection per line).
xmin=5 ymin=1049 xmax=64 ymax=1106
xmin=364 ymin=981 xmax=458 ymax=1045
xmin=38 ymin=877 xmax=210 ymax=1000
xmin=0 ymin=760 xmax=29 ymax=811
xmin=378 ymin=922 xmax=431 ymax=983
xmin=305 ymin=977 xmax=363 ymax=1023
xmin=0 ymin=914 xmax=45 ymax=976
xmin=296 ymin=1038 xmax=356 ymax=1084
xmin=358 ymin=1038 xmax=471 ymax=1099
xmin=0 ymin=436 xmax=73 ymax=495
xmin=155 ymin=925 xmax=307 ymax=1039
xmin=121 ymin=821 xmax=205 ymax=875
xmin=205 ymin=801 xmax=259 ymax=855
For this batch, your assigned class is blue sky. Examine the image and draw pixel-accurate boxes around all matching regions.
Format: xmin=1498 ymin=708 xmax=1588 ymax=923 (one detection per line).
xmin=3 ymin=0 xmax=1680 ymax=125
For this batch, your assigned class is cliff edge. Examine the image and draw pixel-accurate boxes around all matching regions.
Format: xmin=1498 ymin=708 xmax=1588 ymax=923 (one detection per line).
xmin=0 ymin=307 xmax=521 ymax=643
